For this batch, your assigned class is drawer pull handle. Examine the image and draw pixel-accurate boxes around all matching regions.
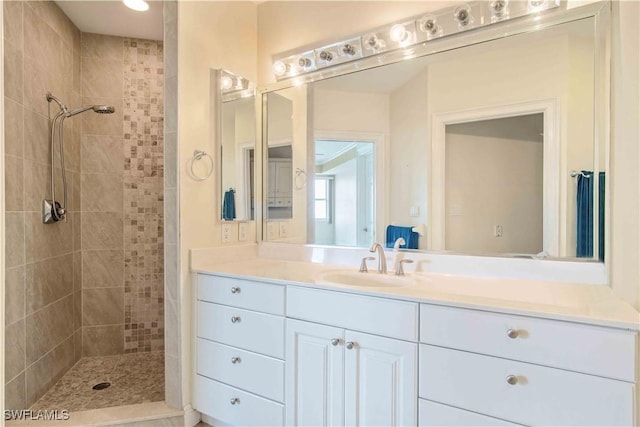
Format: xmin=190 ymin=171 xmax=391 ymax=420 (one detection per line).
xmin=231 ymin=316 xmax=241 ymax=323
xmin=331 ymin=338 xmax=340 ymax=346
xmin=231 ymin=357 xmax=241 ymax=364
xmin=506 ymin=375 xmax=518 ymax=385
xmin=231 ymin=287 xmax=241 ymax=294
xmin=230 ymin=398 xmax=240 ymax=405
xmin=346 ymin=341 xmax=355 ymax=350
xmin=506 ymin=329 xmax=519 ymax=339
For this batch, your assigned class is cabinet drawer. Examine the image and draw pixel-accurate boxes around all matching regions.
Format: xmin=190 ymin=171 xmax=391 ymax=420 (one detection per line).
xmin=420 ymin=304 xmax=637 ymax=381
xmin=196 ymin=375 xmax=284 ymax=427
xmin=419 ymin=399 xmax=521 ymax=426
xmin=198 ymin=274 xmax=285 ymax=315
xmin=287 ymin=286 xmax=418 ymax=341
xmin=197 ymin=339 xmax=285 ymax=402
xmin=419 ymin=344 xmax=635 ymax=426
xmin=197 ymin=301 xmax=285 ymax=359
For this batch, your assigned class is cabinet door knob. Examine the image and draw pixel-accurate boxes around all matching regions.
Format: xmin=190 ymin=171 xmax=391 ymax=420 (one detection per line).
xmin=506 ymin=375 xmax=518 ymax=385
xmin=231 ymin=356 xmax=241 ymax=364
xmin=331 ymin=338 xmax=340 ymax=346
xmin=346 ymin=341 xmax=355 ymax=350
xmin=230 ymin=398 xmax=240 ymax=405
xmin=231 ymin=287 xmax=241 ymax=294
xmin=231 ymin=316 xmax=241 ymax=323
xmin=506 ymin=329 xmax=519 ymax=339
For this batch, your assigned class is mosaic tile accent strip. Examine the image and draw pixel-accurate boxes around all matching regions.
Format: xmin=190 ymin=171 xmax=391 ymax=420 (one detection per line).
xmin=123 ymin=38 xmax=165 ymax=353
xmin=30 ymin=353 xmax=165 ymax=412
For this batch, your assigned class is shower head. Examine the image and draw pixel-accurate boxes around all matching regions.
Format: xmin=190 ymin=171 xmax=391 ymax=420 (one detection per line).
xmin=65 ymin=105 xmax=115 ymax=117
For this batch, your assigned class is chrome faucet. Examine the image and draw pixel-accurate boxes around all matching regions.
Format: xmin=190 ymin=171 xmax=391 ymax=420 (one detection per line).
xmin=369 ymin=243 xmax=387 ymax=274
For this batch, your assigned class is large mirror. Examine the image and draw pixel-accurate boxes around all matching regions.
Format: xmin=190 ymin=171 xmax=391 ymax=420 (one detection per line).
xmin=215 ymin=69 xmax=256 ymax=222
xmin=262 ymin=4 xmax=608 ymax=261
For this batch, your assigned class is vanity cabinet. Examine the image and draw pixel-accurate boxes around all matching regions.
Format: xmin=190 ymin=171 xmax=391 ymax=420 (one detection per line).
xmin=267 ymin=159 xmax=293 ymax=208
xmin=418 ymin=304 xmax=637 ymax=426
xmin=285 ymin=287 xmax=419 ymax=426
xmin=195 ymin=274 xmax=286 ymax=426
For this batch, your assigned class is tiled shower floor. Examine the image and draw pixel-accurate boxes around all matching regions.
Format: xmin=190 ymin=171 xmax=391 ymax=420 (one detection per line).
xmin=30 ymin=352 xmax=165 ymax=413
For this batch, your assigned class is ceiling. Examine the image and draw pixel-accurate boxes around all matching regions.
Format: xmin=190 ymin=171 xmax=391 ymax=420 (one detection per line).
xmin=55 ymin=1 xmax=164 ymax=41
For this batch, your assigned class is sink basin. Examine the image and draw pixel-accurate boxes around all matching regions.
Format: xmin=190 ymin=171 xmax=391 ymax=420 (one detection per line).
xmin=317 ymin=270 xmax=416 ymax=288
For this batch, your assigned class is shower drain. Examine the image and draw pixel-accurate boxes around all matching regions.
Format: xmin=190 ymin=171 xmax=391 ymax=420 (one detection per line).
xmin=92 ymin=382 xmax=111 ymax=390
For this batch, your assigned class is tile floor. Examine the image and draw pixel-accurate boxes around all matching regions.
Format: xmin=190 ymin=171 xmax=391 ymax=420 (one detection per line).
xmin=30 ymin=352 xmax=165 ymax=412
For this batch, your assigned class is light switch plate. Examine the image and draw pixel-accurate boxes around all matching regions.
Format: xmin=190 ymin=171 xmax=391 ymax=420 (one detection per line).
xmin=279 ymin=222 xmax=289 ymax=238
xmin=267 ymin=222 xmax=278 ymax=240
xmin=238 ymin=222 xmax=248 ymax=242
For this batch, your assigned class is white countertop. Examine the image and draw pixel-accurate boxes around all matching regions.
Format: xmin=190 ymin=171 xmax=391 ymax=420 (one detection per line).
xmin=193 ymin=258 xmax=640 ymax=331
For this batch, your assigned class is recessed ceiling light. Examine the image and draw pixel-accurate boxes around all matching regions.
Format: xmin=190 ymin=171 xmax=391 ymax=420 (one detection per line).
xmin=123 ymin=0 xmax=149 ymax=12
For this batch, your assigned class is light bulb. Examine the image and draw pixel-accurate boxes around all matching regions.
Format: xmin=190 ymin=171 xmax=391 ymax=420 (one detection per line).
xmin=273 ymin=61 xmax=289 ymax=77
xmin=528 ymin=0 xmax=547 ymax=12
xmin=418 ymin=15 xmax=441 ymax=39
xmin=221 ymin=76 xmax=234 ymax=90
xmin=298 ymin=57 xmax=313 ymax=70
xmin=363 ymin=33 xmax=384 ymax=51
xmin=454 ymin=4 xmax=473 ymax=28
xmin=389 ymin=24 xmax=409 ymax=43
xmin=490 ymin=0 xmax=509 ymax=21
xmin=123 ymin=0 xmax=149 ymax=12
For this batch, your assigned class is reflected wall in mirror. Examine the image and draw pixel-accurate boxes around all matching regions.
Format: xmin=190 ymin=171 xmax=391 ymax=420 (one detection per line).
xmin=216 ymin=69 xmax=256 ymax=222
xmin=262 ymin=8 xmax=608 ymax=262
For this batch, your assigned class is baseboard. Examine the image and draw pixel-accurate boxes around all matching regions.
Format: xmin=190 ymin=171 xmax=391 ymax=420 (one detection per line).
xmin=183 ymin=405 xmax=201 ymax=427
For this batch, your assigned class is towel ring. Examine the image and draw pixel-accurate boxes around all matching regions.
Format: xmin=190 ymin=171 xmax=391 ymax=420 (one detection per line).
xmin=294 ymin=168 xmax=306 ymax=189
xmin=188 ymin=150 xmax=213 ymax=181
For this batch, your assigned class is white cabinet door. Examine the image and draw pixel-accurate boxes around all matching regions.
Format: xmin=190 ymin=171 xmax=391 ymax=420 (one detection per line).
xmin=275 ymin=161 xmax=292 ymax=197
xmin=286 ymin=319 xmax=345 ymax=427
xmin=344 ymin=331 xmax=418 ymax=427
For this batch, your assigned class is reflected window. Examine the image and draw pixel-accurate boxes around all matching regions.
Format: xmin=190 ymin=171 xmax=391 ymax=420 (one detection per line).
xmin=314 ymin=176 xmax=334 ymax=222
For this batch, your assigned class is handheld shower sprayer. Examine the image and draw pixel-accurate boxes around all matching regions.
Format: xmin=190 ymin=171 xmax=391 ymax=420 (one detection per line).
xmin=43 ymin=92 xmax=115 ymax=224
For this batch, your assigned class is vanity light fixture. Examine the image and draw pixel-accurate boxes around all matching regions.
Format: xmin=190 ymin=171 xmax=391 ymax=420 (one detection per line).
xmin=528 ymin=0 xmax=548 ymax=13
xmin=454 ymin=4 xmax=474 ymax=29
xmin=273 ymin=60 xmax=291 ymax=77
xmin=271 ymin=0 xmax=562 ymax=81
xmin=363 ymin=33 xmax=385 ymax=52
xmin=221 ymin=75 xmax=235 ymax=90
xmin=418 ymin=15 xmax=443 ymax=40
xmin=490 ymin=0 xmax=510 ymax=22
xmin=123 ymin=0 xmax=149 ymax=12
xmin=220 ymin=70 xmax=254 ymax=101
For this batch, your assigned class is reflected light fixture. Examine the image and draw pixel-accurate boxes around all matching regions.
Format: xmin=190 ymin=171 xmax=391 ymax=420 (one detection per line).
xmin=389 ymin=24 xmax=409 ymax=43
xmin=221 ymin=75 xmax=234 ymax=90
xmin=490 ymin=0 xmax=510 ymax=21
xmin=123 ymin=0 xmax=149 ymax=12
xmin=363 ymin=33 xmax=384 ymax=51
xmin=273 ymin=60 xmax=291 ymax=77
xmin=418 ymin=15 xmax=442 ymax=39
xmin=454 ymin=4 xmax=473 ymax=28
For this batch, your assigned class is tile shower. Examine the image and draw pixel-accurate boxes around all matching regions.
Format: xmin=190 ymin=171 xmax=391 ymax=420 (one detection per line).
xmin=4 ymin=1 xmax=164 ymax=411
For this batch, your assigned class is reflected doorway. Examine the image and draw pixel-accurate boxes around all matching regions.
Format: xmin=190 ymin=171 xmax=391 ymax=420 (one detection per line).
xmin=313 ymin=139 xmax=375 ymax=247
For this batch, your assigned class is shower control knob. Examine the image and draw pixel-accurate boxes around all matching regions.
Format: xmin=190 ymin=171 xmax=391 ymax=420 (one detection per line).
xmin=231 ymin=287 xmax=241 ymax=294
xmin=506 ymin=329 xmax=519 ymax=339
xmin=506 ymin=375 xmax=518 ymax=385
xmin=231 ymin=316 xmax=241 ymax=323
xmin=231 ymin=357 xmax=241 ymax=364
xmin=230 ymin=398 xmax=240 ymax=405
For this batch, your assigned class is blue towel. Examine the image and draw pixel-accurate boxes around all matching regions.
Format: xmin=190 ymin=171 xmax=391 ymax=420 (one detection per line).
xmin=385 ymin=225 xmax=419 ymax=249
xmin=223 ymin=189 xmax=236 ymax=220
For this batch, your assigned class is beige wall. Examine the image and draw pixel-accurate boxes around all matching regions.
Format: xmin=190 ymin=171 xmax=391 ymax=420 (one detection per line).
xmin=610 ymin=0 xmax=640 ymax=310
xmin=389 ymin=70 xmax=429 ymax=247
xmin=176 ymin=0 xmax=258 ymax=407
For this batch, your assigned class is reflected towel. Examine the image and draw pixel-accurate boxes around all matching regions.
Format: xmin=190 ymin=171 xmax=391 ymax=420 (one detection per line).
xmin=385 ymin=225 xmax=419 ymax=249
xmin=223 ymin=190 xmax=236 ymax=220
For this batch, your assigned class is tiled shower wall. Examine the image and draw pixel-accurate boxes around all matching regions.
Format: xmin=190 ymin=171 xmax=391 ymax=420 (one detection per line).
xmin=4 ymin=1 xmax=164 ymax=409
xmin=79 ymin=33 xmax=164 ymax=355
xmin=4 ymin=1 xmax=82 ymax=409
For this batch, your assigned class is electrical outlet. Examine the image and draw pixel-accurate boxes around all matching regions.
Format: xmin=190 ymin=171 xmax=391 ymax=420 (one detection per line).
xmin=494 ymin=225 xmax=503 ymax=237
xmin=238 ymin=222 xmax=248 ymax=242
xmin=222 ymin=223 xmax=233 ymax=243
xmin=409 ymin=206 xmax=420 ymax=217
xmin=279 ymin=222 xmax=289 ymax=238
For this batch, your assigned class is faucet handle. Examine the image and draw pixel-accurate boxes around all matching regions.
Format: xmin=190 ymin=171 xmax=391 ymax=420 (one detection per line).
xmin=359 ymin=256 xmax=376 ymax=273
xmin=395 ymin=259 xmax=414 ymax=276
